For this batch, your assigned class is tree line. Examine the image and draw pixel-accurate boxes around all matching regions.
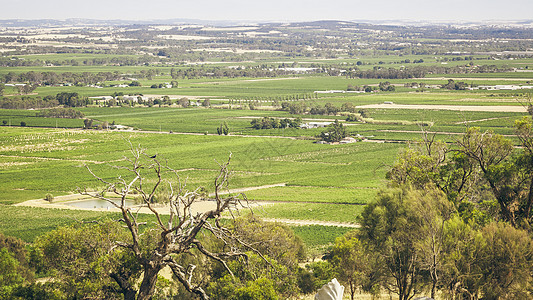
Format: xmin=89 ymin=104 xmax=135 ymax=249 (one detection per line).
xmin=0 ymin=92 xmax=90 ymax=109
xmin=315 ymin=114 xmax=533 ymax=300
xmin=1 ymin=112 xmax=533 ymax=300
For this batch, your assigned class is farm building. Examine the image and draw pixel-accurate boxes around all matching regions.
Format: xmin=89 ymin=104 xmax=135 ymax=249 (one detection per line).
xmin=339 ymin=137 xmax=358 ymax=144
xmin=300 ymin=122 xmax=332 ymax=129
xmin=314 ymin=90 xmax=365 ymax=94
xmin=478 ymin=85 xmax=533 ymax=90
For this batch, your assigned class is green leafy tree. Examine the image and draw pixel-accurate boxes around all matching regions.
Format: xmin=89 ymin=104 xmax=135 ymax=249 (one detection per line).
xmin=341 ymin=102 xmax=357 ymax=113
xmin=358 ymin=186 xmax=451 ymax=300
xmin=35 ymin=221 xmax=139 ymax=299
xmin=83 ymin=119 xmax=93 ymax=129
xmin=388 ymin=123 xmax=533 ymax=228
xmin=440 ymin=216 xmax=486 ymax=299
xmin=0 ymin=233 xmax=34 ymax=298
xmin=477 ymin=222 xmax=533 ymax=299
xmin=222 ymin=121 xmax=229 ymax=135
xmin=325 ymin=232 xmax=376 ymax=300
xmin=319 ymin=120 xmax=346 ymax=143
xmin=177 ymin=98 xmax=189 ymax=108
xmin=0 ymin=248 xmax=25 ymax=299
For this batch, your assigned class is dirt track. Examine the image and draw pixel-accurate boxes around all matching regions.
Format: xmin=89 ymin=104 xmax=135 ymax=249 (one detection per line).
xmin=15 ymin=190 xmax=358 ymax=228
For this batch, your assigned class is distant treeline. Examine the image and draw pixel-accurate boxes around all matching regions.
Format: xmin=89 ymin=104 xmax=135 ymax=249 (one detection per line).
xmin=37 ymin=107 xmax=84 ymax=119
xmin=0 ymin=92 xmax=90 ymax=109
xmin=0 ymin=55 xmax=159 ymax=67
xmin=0 ymin=96 xmax=58 ymax=109
xmin=1 ymin=71 xmax=123 ymax=86
xmin=0 ymin=64 xmax=515 ymax=88
xmin=169 ymin=66 xmax=294 ymax=79
xmin=343 ymin=64 xmax=512 ymax=79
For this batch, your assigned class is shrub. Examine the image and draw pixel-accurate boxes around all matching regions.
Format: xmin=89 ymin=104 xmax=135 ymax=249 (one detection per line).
xmin=44 ymin=194 xmax=54 ymax=203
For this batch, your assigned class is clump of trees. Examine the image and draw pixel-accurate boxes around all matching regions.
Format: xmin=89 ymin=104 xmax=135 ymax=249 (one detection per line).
xmin=216 ymin=122 xmax=229 ymax=135
xmin=0 ymin=96 xmax=58 ymax=109
xmin=251 ymin=117 xmax=301 ymax=129
xmin=37 ymin=108 xmax=84 ymax=119
xmin=0 ymin=70 xmax=122 ymax=86
xmin=441 ymin=79 xmax=469 ymax=90
xmin=318 ymin=120 xmax=347 ymax=143
xmin=388 ymin=119 xmax=533 ymax=228
xmin=320 ymin=185 xmax=532 ymax=300
xmin=316 ymin=116 xmax=533 ymax=300
xmin=55 ymin=92 xmax=90 ymax=107
xmin=0 ymin=92 xmax=90 ymax=109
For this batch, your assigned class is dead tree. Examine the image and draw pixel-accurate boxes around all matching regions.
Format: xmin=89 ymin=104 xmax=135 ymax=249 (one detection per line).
xmin=79 ymin=143 xmax=260 ymax=300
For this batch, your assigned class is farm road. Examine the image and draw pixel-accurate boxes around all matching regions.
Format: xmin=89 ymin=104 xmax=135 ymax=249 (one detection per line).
xmin=16 ymin=188 xmax=360 ymax=228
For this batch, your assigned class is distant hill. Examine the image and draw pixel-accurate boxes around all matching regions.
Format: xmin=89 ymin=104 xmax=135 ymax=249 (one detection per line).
xmin=0 ymin=18 xmax=531 ymax=28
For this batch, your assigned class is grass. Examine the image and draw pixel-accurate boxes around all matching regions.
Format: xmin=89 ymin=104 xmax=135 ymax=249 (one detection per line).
xmin=255 ymin=202 xmax=364 ymax=223
xmin=0 ymin=204 xmax=355 ymax=252
xmin=0 ymin=110 xmax=84 ymax=128
xmin=1 ymin=52 xmax=531 ymax=249
xmin=291 ymin=225 xmax=354 ymax=253
xmin=245 ymin=186 xmax=377 ymax=204
xmin=0 ymin=205 xmax=123 ymax=242
xmin=0 ymin=127 xmax=400 ymax=205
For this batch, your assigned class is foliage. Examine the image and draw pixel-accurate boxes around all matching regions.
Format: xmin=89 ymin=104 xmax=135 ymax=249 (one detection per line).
xmin=388 ymin=122 xmax=533 ymax=229
xmin=325 ymin=231 xmax=376 ymax=300
xmin=55 ymin=92 xmax=89 ymax=107
xmin=358 ymin=185 xmax=453 ymax=300
xmin=0 ymin=248 xmax=26 ymax=299
xmin=477 ymin=222 xmax=533 ymax=299
xmin=441 ymin=79 xmax=468 ymax=90
xmin=217 ymin=121 xmax=229 ymax=135
xmin=231 ymin=216 xmax=306 ymax=269
xmin=297 ymin=261 xmax=336 ymax=295
xmin=319 ymin=119 xmax=347 ymax=143
xmin=34 ymin=221 xmax=137 ymax=299
xmin=83 ymin=118 xmax=93 ymax=128
xmin=251 ymin=116 xmax=300 ymax=129
xmin=36 ymin=107 xmax=84 ymax=119
xmin=440 ymin=217 xmax=533 ymax=299
xmin=43 ymin=193 xmax=53 ymax=203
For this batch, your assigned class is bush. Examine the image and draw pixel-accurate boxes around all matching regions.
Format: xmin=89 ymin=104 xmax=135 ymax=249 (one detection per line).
xmin=44 ymin=193 xmax=54 ymax=203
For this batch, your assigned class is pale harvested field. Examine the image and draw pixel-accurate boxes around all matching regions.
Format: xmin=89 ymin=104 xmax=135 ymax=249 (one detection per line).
xmin=422 ymin=76 xmax=533 ymax=81
xmin=358 ymin=103 xmax=527 ymax=112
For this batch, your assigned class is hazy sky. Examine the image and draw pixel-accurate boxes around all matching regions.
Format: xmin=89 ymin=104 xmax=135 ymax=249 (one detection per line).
xmin=2 ymin=0 xmax=533 ymax=22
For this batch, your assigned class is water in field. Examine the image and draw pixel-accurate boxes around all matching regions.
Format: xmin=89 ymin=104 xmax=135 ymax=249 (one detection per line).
xmin=65 ymin=199 xmax=135 ymax=209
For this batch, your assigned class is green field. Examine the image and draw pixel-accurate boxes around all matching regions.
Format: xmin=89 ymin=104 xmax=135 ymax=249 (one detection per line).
xmin=0 ymin=127 xmax=400 ymax=204
xmin=1 ymin=40 xmax=532 ymax=253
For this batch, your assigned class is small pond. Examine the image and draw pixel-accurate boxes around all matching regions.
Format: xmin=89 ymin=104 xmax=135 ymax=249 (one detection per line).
xmin=65 ymin=199 xmax=135 ymax=209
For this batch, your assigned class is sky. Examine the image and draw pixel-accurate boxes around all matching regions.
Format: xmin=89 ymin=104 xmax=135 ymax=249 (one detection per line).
xmin=1 ymin=0 xmax=533 ymax=22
